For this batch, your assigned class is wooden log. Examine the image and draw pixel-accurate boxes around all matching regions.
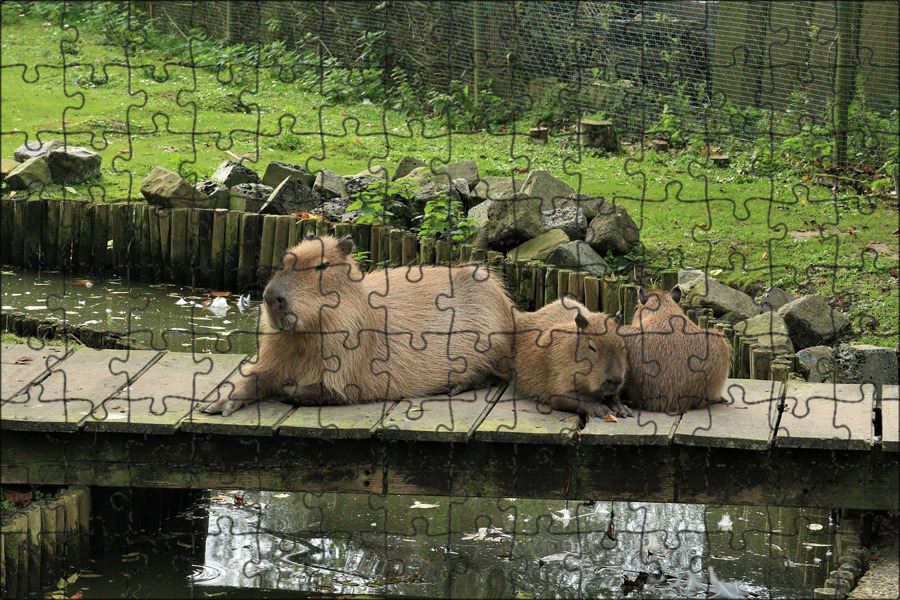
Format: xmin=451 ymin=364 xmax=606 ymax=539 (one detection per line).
xmin=77 ymin=203 xmax=94 ymax=274
xmin=39 ymin=499 xmax=57 ymax=585
xmin=63 ymin=492 xmax=80 ymax=567
xmin=402 ymin=232 xmax=417 ymax=265
xmin=584 ymin=276 xmax=601 ymax=312
xmin=41 ymin=200 xmax=60 ymax=271
xmin=601 ymin=277 xmax=620 ymax=315
xmin=22 ymin=199 xmax=43 ymax=270
xmin=301 ymin=218 xmax=317 ymax=239
xmin=390 ymin=229 xmax=403 ymax=267
xmin=91 ymin=202 xmax=110 ymax=274
xmin=619 ymin=283 xmax=640 ymax=323
xmin=436 ymin=240 xmax=453 ymax=266
xmin=24 ymin=505 xmax=40 ymax=594
xmin=223 ymin=210 xmax=240 ymax=291
xmin=533 ymin=264 xmax=546 ymax=310
xmin=569 ymin=271 xmax=586 ymax=304
xmin=64 ymin=201 xmax=84 ymax=272
xmin=138 ymin=204 xmax=153 ymax=280
xmin=0 ymin=199 xmax=15 ymax=266
xmin=741 ymin=340 xmax=756 ymax=380
xmin=470 ymin=247 xmax=487 ymax=263
xmin=169 ymin=208 xmax=189 ymax=285
xmin=419 ymin=237 xmax=436 ymax=266
xmin=577 ymin=118 xmax=620 ymax=151
xmin=147 ymin=205 xmax=162 ymax=281
xmin=209 ymin=209 xmax=228 ymax=290
xmin=333 ymin=223 xmax=351 ymax=240
xmin=557 ymin=269 xmax=573 ymax=299
xmin=543 ymin=266 xmax=559 ymax=305
xmin=315 ymin=219 xmax=329 ymax=238
xmin=110 ymin=203 xmax=129 ymax=275
xmin=236 ymin=213 xmax=262 ymax=291
xmin=771 ymin=358 xmax=791 ymax=384
xmin=194 ymin=208 xmax=213 ymax=287
xmin=751 ymin=348 xmax=771 ymax=381
xmin=271 ymin=215 xmax=291 ymax=273
xmin=351 ymin=222 xmax=371 ymax=266
xmin=257 ymin=214 xmax=278 ymax=284
xmin=2 ymin=513 xmax=25 ymax=598
xmin=486 ymin=251 xmax=504 ymax=273
xmin=288 ymin=215 xmax=302 ymax=248
xmin=11 ymin=199 xmax=25 ymax=267
xmin=459 ymin=244 xmax=472 ymax=262
xmin=73 ymin=486 xmax=91 ymax=568
xmin=516 ymin=260 xmax=534 ymax=311
xmin=185 ymin=208 xmax=202 ymax=286
xmin=660 ymin=270 xmax=679 ymax=290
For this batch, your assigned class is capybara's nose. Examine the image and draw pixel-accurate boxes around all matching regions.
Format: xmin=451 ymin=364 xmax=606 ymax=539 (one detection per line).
xmin=264 ymin=291 xmax=286 ymax=311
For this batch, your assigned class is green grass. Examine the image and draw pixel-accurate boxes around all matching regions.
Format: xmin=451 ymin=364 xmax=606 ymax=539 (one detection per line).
xmin=1 ymin=10 xmax=897 ymax=347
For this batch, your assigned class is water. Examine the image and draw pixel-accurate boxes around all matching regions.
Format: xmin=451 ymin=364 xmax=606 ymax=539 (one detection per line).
xmin=1 ymin=269 xmax=262 ymax=355
xmin=72 ymin=492 xmax=836 ymax=599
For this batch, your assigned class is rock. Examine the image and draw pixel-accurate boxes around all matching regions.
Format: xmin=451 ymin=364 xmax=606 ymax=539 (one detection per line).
xmin=261 ymin=176 xmax=321 ymax=215
xmin=795 ymin=346 xmax=834 ymax=383
xmin=1 ymin=158 xmax=21 ymax=182
xmin=506 ymin=229 xmax=569 ymax=262
xmin=194 ymin=180 xmax=230 ymax=209
xmin=545 ymin=240 xmax=612 ymax=278
xmin=733 ymin=312 xmax=794 ymax=356
xmin=469 ymin=176 xmax=524 ymax=208
xmin=313 ymin=169 xmax=347 ymax=199
xmin=5 ymin=156 xmax=52 ymax=190
xmin=760 ymin=286 xmax=796 ymax=312
xmin=468 ymin=196 xmax=543 ymax=251
xmin=542 ymin=205 xmax=587 ymax=239
xmin=317 ymin=200 xmax=351 ymax=221
xmin=584 ymin=203 xmax=640 ymax=256
xmin=452 ymin=178 xmax=470 ymax=201
xmin=439 ymin=160 xmax=479 ymax=187
xmin=13 ymin=139 xmax=64 ymax=162
xmin=557 ymin=193 xmax=605 ymax=219
xmin=140 ymin=166 xmax=212 ymax=208
xmin=521 ymin=169 xmax=575 ymax=212
xmin=392 ymin=156 xmax=426 ymax=181
xmin=776 ymin=295 xmax=851 ymax=349
xmin=228 ymin=183 xmax=274 ymax=212
xmin=211 ymin=160 xmax=260 ymax=187
xmin=344 ymin=166 xmax=389 ymax=197
xmin=46 ymin=146 xmax=102 ymax=184
xmin=678 ymin=267 xmax=706 ymax=289
xmin=262 ymin=161 xmax=316 ymax=188
xmin=679 ymin=273 xmax=760 ymax=320
xmin=833 ymin=345 xmax=899 ymax=385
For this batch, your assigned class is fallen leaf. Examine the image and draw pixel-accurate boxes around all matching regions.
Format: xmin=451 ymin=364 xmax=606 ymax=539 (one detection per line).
xmin=118 ymin=149 xmax=130 ymax=154
xmin=64 ymin=186 xmax=78 ymax=194
xmin=73 ymin=280 xmax=91 ymax=286
xmin=209 ymin=291 xmax=231 ymax=297
xmin=69 ymin=592 xmax=83 ymax=599
xmin=762 ymin=251 xmax=768 ymax=259
xmin=604 ymin=414 xmax=618 ymax=423
xmin=4 ymin=488 xmax=34 ymax=506
xmin=15 ymin=356 xmax=33 ymax=364
xmin=233 ymin=495 xmax=243 ymax=507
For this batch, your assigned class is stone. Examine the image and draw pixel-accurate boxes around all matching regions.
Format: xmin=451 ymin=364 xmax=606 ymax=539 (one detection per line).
xmin=584 ymin=203 xmax=640 ymax=256
xmin=833 ymin=344 xmax=899 ymax=385
xmin=140 ymin=166 xmax=212 ymax=208
xmin=344 ymin=166 xmax=389 ymax=197
xmin=733 ymin=312 xmax=794 ymax=356
xmin=759 ymin=286 xmax=796 ymax=312
xmin=210 ymin=160 xmax=260 ymax=187
xmin=46 ymin=145 xmax=102 ymax=184
xmin=194 ymin=180 xmax=230 ymax=209
xmin=506 ymin=229 xmax=569 ymax=262
xmin=469 ymin=176 xmax=524 ymax=208
xmin=679 ymin=273 xmax=760 ymax=320
xmin=262 ymin=161 xmax=316 ymax=188
xmin=313 ymin=169 xmax=347 ymax=199
xmin=521 ymin=169 xmax=576 ymax=212
xmin=5 ymin=156 xmax=52 ymax=190
xmin=678 ymin=267 xmax=706 ymax=288
xmin=557 ymin=193 xmax=605 ymax=220
xmin=468 ymin=196 xmax=543 ymax=251
xmin=13 ymin=139 xmax=64 ymax=162
xmin=317 ymin=200 xmax=351 ymax=221
xmin=392 ymin=156 xmax=426 ymax=181
xmin=439 ymin=160 xmax=479 ymax=187
xmin=228 ymin=183 xmax=274 ymax=213
xmin=1 ymin=158 xmax=21 ymax=181
xmin=451 ymin=178 xmax=470 ymax=201
xmin=542 ymin=205 xmax=587 ymax=239
xmin=776 ymin=295 xmax=852 ymax=349
xmin=795 ymin=346 xmax=834 ymax=383
xmin=261 ymin=176 xmax=321 ymax=215
xmin=545 ymin=240 xmax=612 ymax=279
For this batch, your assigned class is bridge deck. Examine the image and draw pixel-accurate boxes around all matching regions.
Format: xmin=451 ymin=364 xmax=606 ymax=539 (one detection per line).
xmin=1 ymin=344 xmax=897 ymax=509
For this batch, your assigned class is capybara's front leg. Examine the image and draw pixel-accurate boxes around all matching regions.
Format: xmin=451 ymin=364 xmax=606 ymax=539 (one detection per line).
xmin=547 ymin=393 xmax=604 ymax=419
xmin=200 ymin=370 xmax=274 ymax=417
xmin=286 ymin=383 xmax=349 ymax=406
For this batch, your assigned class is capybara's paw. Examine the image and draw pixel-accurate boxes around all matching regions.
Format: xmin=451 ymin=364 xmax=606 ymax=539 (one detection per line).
xmin=199 ymin=397 xmax=245 ymax=417
xmin=609 ymin=398 xmax=635 ymax=418
xmin=588 ymin=403 xmax=614 ymax=418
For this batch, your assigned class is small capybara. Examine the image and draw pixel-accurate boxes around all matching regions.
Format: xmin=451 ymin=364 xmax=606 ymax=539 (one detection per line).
xmin=201 ymin=234 xmax=516 ymax=416
xmin=509 ymin=299 xmax=629 ymax=419
xmin=618 ymin=286 xmax=731 ymax=413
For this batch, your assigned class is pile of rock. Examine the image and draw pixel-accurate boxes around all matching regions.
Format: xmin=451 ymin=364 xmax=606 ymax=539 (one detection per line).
xmin=5 ymin=140 xmax=102 ymax=190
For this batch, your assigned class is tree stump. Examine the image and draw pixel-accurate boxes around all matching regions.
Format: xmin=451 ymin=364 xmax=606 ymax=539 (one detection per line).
xmin=577 ymin=119 xmax=621 ymax=152
xmin=527 ymin=126 xmax=549 ymax=145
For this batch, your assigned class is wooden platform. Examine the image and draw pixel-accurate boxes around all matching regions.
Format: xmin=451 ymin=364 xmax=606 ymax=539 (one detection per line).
xmin=1 ymin=344 xmax=897 ymax=510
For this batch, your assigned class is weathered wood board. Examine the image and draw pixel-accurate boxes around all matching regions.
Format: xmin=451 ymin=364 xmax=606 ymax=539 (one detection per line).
xmin=473 ymin=382 xmax=579 ymax=444
xmin=579 ymin=409 xmax=678 ymax=445
xmin=776 ymin=381 xmax=875 ymax=450
xmin=278 ymin=401 xmax=397 ymax=439
xmin=376 ymin=387 xmax=503 ymax=442
xmin=1 ymin=343 xmax=71 ymax=401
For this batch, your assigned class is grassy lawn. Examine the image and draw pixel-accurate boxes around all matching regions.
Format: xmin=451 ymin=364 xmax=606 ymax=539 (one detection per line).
xmin=1 ymin=8 xmax=897 ymax=347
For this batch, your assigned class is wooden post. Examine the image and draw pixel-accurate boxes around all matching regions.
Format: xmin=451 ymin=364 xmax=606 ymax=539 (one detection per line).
xmin=301 ymin=217 xmax=317 ymax=239
xmin=584 ymin=276 xmax=601 ymax=312
xmin=187 ymin=208 xmax=202 ymax=287
xmin=470 ymin=247 xmax=487 ymax=263
xmin=619 ymin=283 xmax=640 ymax=322
xmin=77 ymin=203 xmax=94 ymax=274
xmin=533 ymin=264 xmax=546 ymax=310
xmin=543 ymin=266 xmax=559 ymax=306
xmin=223 ymin=210 xmax=240 ymax=291
xmin=157 ymin=208 xmax=171 ymax=281
xmin=139 ymin=204 xmax=153 ymax=281
xmin=569 ymin=271 xmax=586 ymax=304
xmin=238 ymin=213 xmax=263 ymax=291
xmin=741 ymin=340 xmax=756 ymax=380
xmin=459 ymin=243 xmax=472 ymax=262
xmin=24 ymin=505 xmax=41 ymax=594
xmin=169 ymin=208 xmax=189 ymax=285
xmin=196 ymin=208 xmax=214 ymax=287
xmin=271 ymin=215 xmax=291 ymax=270
xmin=109 ymin=203 xmax=128 ymax=274
xmin=315 ymin=219 xmax=329 ymax=238
xmin=390 ymin=229 xmax=404 ymax=267
xmin=39 ymin=499 xmax=57 ymax=586
xmin=210 ymin=209 xmax=228 ymax=290
xmin=401 ymin=232 xmax=417 ymax=265
xmin=63 ymin=492 xmax=80 ymax=567
xmin=22 ymin=199 xmax=43 ymax=270
xmin=601 ymin=277 xmax=620 ymax=315
xmin=61 ymin=201 xmax=82 ymax=272
xmin=11 ymin=199 xmax=25 ymax=267
xmin=486 ymin=251 xmax=504 ymax=273
xmin=257 ymin=214 xmax=278 ymax=284
xmin=334 ymin=222 xmax=351 ymax=240
xmin=147 ymin=205 xmax=162 ymax=281
xmin=41 ymin=200 xmax=60 ymax=271
xmin=516 ymin=260 xmax=533 ymax=311
xmin=287 ymin=215 xmax=302 ymax=248
xmin=0 ymin=199 xmax=15 ymax=266
xmin=2 ymin=513 xmax=25 ymax=597
xmin=436 ymin=240 xmax=452 ymax=266
xmin=557 ymin=269 xmax=572 ymax=299
xmin=771 ymin=358 xmax=791 ymax=384
xmin=751 ymin=347 xmax=771 ymax=380
xmin=91 ymin=202 xmax=110 ymax=275
xmin=660 ymin=270 xmax=679 ymax=290
xmin=351 ymin=223 xmax=371 ymax=266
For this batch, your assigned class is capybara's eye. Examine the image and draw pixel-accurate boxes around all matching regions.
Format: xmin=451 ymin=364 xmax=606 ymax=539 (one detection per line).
xmin=588 ymin=340 xmax=598 ymax=352
xmin=314 ymin=262 xmax=329 ymax=271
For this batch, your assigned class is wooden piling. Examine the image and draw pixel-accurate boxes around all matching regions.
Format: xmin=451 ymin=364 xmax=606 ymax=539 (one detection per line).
xmin=11 ymin=199 xmax=25 ymax=267
xmin=334 ymin=222 xmax=351 ymax=240
xmin=619 ymin=283 xmax=640 ymax=323
xmin=751 ymin=347 xmax=771 ymax=381
xmin=91 ymin=202 xmax=110 ymax=275
xmin=459 ymin=244 xmax=472 ymax=262
xmin=22 ymin=200 xmax=42 ymax=270
xmin=601 ymin=277 xmax=620 ymax=315
xmin=257 ymin=214 xmax=278 ymax=284
xmin=169 ymin=208 xmax=189 ymax=285
xmin=418 ymin=237 xmax=434 ymax=265
xmin=543 ymin=266 xmax=559 ymax=306
xmin=533 ymin=264 xmax=546 ymax=310
xmin=436 ymin=240 xmax=452 ymax=266
xmin=584 ymin=276 xmax=601 ymax=312
xmin=236 ymin=213 xmax=262 ymax=291
xmin=351 ymin=223 xmax=371 ymax=266
xmin=0 ymin=199 xmax=15 ymax=266
xmin=24 ymin=505 xmax=40 ymax=594
xmin=223 ymin=210 xmax=240 ymax=291
xmin=186 ymin=208 xmax=202 ymax=286
xmin=516 ymin=260 xmax=534 ymax=311
xmin=569 ymin=271 xmax=586 ymax=304
xmin=109 ymin=203 xmax=129 ymax=275
xmin=288 ymin=216 xmax=302 ymax=248
xmin=41 ymin=200 xmax=60 ymax=271
xmin=390 ymin=229 xmax=404 ymax=267
xmin=315 ymin=219 xmax=329 ymax=238
xmin=661 ymin=271 xmax=679 ymax=290
xmin=470 ymin=247 xmax=487 ymax=263
xmin=271 ymin=215 xmax=291 ymax=273
xmin=138 ymin=204 xmax=153 ymax=280
xmin=209 ymin=209 xmax=228 ymax=290
xmin=301 ymin=218 xmax=317 ymax=239
xmin=147 ymin=206 xmax=162 ymax=281
xmin=402 ymin=232 xmax=417 ymax=265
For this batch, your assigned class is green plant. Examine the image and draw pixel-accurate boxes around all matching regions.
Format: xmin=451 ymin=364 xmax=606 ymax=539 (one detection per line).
xmin=417 ymin=194 xmax=477 ymax=243
xmin=347 ymin=180 xmax=417 ymax=225
xmin=781 ymin=124 xmax=834 ymax=164
xmin=428 ymin=80 xmax=514 ymax=131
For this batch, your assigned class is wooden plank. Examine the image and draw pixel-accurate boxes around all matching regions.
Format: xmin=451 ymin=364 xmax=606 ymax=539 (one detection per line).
xmin=389 ymin=228 xmax=403 ymax=267
xmin=41 ymin=200 xmax=60 ymax=270
xmin=579 ymin=408 xmax=678 ymax=445
xmin=881 ymin=385 xmax=899 ymax=452
xmin=209 ymin=208 xmax=227 ymax=290
xmin=223 ymin=210 xmax=240 ymax=291
xmin=271 ymin=215 xmax=291 ymax=270
xmin=473 ymin=381 xmax=579 ymax=444
xmin=136 ymin=203 xmax=151 ymax=280
xmin=195 ymin=208 xmax=214 ymax=287
xmin=776 ymin=381 xmax=875 ymax=450
xmin=169 ymin=208 xmax=189 ymax=284
xmin=672 ymin=378 xmax=784 ymax=450
xmin=278 ymin=401 xmax=397 ymax=439
xmin=156 ymin=208 xmax=171 ymax=280
xmin=83 ymin=352 xmax=245 ymax=434
xmin=187 ymin=207 xmax=203 ymax=286
xmin=110 ymin=203 xmax=129 ymax=274
xmin=257 ymin=214 xmax=277 ymax=283
xmin=0 ymin=349 xmax=162 ymax=432
xmin=23 ymin=199 xmax=43 ymax=270
xmin=377 ymin=386 xmax=503 ymax=442
xmin=584 ymin=276 xmax=601 ymax=312
xmin=1 ymin=343 xmax=71 ymax=401
xmin=147 ymin=205 xmax=162 ymax=280
xmin=236 ymin=213 xmax=262 ymax=291
xmin=91 ymin=203 xmax=110 ymax=274
xmin=287 ymin=214 xmax=303 ymax=248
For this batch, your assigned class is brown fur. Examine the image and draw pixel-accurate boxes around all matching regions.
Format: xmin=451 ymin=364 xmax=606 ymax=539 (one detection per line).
xmin=202 ymin=235 xmax=516 ymax=416
xmin=618 ymin=287 xmax=732 ymax=413
xmin=509 ymin=299 xmax=629 ymax=419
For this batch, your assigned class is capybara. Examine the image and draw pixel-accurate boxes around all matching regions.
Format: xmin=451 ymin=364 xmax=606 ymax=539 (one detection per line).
xmin=201 ymin=234 xmax=516 ymax=416
xmin=509 ymin=299 xmax=629 ymax=419
xmin=618 ymin=286 xmax=731 ymax=413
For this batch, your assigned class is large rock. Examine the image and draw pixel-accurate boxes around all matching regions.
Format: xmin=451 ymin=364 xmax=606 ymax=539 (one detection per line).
xmin=262 ymin=161 xmax=316 ymax=188
xmin=313 ymin=169 xmax=347 ymax=199
xmin=229 ymin=183 xmax=274 ymax=212
xmin=344 ymin=166 xmax=389 ymax=197
xmin=13 ymin=139 xmax=64 ymax=162
xmin=557 ymin=193 xmax=605 ymax=219
xmin=521 ymin=169 xmax=575 ymax=212
xmin=261 ymin=176 xmax=321 ymax=215
xmin=506 ymin=229 xmax=569 ymax=262
xmin=542 ymin=205 xmax=587 ymax=239
xmin=833 ymin=344 xmax=899 ymax=385
xmin=140 ymin=166 xmax=212 ymax=208
xmin=776 ymin=295 xmax=851 ymax=349
xmin=318 ymin=200 xmax=351 ymax=221
xmin=5 ymin=156 xmax=52 ymax=190
xmin=733 ymin=312 xmax=794 ymax=356
xmin=545 ymin=240 xmax=612 ymax=278
xmin=194 ymin=180 xmax=230 ymax=209
xmin=46 ymin=146 xmax=102 ymax=184
xmin=469 ymin=176 xmax=524 ymax=208
xmin=392 ymin=156 xmax=426 ymax=181
xmin=795 ymin=346 xmax=834 ymax=383
xmin=759 ymin=286 xmax=796 ymax=312
xmin=439 ymin=160 xmax=479 ymax=187
xmin=584 ymin=204 xmax=640 ymax=256
xmin=211 ymin=160 xmax=260 ymax=187
xmin=1 ymin=158 xmax=22 ymax=181
xmin=468 ymin=196 xmax=543 ymax=251
xmin=679 ymin=273 xmax=760 ymax=320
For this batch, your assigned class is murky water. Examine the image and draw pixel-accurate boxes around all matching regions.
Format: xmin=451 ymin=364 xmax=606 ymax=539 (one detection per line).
xmin=1 ymin=270 xmax=262 ymax=355
xmin=74 ymin=492 xmax=837 ymax=599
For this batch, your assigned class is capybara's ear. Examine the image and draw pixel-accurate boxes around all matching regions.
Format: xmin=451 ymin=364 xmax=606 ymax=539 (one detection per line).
xmin=336 ymin=236 xmax=354 ymax=256
xmin=670 ymin=285 xmax=682 ymax=304
xmin=639 ymin=288 xmax=649 ymax=304
xmin=305 ymin=232 xmax=316 ymax=241
xmin=613 ymin=311 xmax=622 ymax=324
xmin=574 ymin=312 xmax=588 ymax=330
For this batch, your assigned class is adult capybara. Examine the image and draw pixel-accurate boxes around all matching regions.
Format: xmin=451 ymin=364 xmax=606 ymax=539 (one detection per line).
xmin=618 ymin=286 xmax=731 ymax=413
xmin=201 ymin=234 xmax=516 ymax=416
xmin=509 ymin=299 xmax=629 ymax=419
